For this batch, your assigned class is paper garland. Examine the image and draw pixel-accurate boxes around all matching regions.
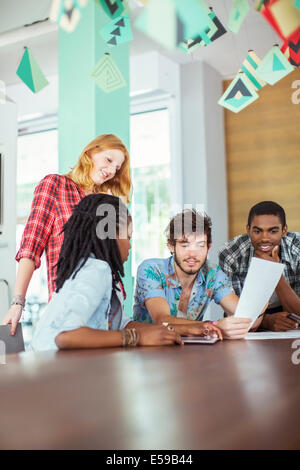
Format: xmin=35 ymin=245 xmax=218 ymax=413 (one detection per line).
xmin=97 ymin=0 xmax=125 ymax=19
xmin=281 ymin=38 xmax=300 ymax=66
xmin=50 ymin=0 xmax=88 ymax=32
xmin=239 ymin=50 xmax=266 ymax=91
xmin=255 ymin=45 xmax=294 ymax=85
xmin=178 ymin=8 xmax=226 ymax=54
xmin=135 ymin=0 xmax=217 ymax=51
xmin=16 ymin=48 xmax=49 ymax=93
xmin=228 ymin=0 xmax=250 ymax=34
xmin=89 ymin=54 xmax=126 ymax=92
xmin=100 ymin=14 xmax=133 ymax=46
xmin=218 ymin=73 xmax=259 ymax=113
xmin=259 ymin=0 xmax=300 ymax=44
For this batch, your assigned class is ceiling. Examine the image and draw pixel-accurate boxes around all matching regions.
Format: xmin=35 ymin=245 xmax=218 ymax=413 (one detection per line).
xmin=0 ymin=0 xmax=282 ymax=86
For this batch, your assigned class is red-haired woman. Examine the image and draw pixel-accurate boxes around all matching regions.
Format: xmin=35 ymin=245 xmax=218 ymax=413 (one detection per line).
xmin=3 ymin=134 xmax=131 ymax=335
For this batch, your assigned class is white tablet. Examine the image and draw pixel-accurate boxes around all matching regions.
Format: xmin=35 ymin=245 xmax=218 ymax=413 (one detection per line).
xmin=182 ymin=336 xmax=220 ymax=344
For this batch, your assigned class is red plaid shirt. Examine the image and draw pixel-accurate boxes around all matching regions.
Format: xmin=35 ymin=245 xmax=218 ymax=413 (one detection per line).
xmin=16 ymin=174 xmax=86 ymax=301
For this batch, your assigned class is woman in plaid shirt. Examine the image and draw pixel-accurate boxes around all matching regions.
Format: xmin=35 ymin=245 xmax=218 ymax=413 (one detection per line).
xmin=4 ymin=134 xmax=131 ymax=335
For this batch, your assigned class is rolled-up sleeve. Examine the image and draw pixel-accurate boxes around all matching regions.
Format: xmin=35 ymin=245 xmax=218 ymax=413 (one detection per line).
xmin=16 ymin=174 xmax=58 ymax=269
xmin=213 ymin=266 xmax=234 ymax=304
xmin=31 ymin=260 xmax=112 ymax=351
xmin=50 ymin=261 xmax=112 ymax=334
xmin=135 ymin=260 xmax=167 ymax=308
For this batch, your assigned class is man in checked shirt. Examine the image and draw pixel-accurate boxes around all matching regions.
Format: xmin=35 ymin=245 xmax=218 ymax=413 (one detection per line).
xmin=219 ymin=201 xmax=300 ymax=332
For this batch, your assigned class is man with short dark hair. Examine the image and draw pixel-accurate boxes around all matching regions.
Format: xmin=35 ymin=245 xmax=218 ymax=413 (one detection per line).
xmin=133 ymin=209 xmax=258 ymax=340
xmin=219 ymin=201 xmax=300 ymax=332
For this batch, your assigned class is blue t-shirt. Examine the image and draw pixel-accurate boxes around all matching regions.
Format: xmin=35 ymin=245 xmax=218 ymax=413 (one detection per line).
xmin=30 ymin=257 xmax=131 ymax=351
xmin=133 ymin=256 xmax=234 ymax=323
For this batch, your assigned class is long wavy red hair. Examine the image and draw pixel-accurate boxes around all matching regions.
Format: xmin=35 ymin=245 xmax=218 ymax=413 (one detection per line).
xmin=67 ymin=134 xmax=131 ymax=203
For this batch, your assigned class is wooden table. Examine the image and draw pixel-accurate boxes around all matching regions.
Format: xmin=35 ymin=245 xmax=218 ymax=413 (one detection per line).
xmin=0 ymin=339 xmax=299 ymax=450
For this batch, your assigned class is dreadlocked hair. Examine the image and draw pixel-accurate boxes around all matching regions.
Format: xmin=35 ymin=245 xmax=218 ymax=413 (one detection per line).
xmin=55 ymin=194 xmax=131 ymax=297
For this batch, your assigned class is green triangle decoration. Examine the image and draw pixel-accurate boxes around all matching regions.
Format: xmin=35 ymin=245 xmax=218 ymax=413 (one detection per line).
xmin=272 ymin=53 xmax=286 ymax=71
xmin=89 ymin=54 xmax=126 ymax=93
xmin=218 ymin=73 xmax=259 ymax=113
xmin=16 ymin=48 xmax=49 ymax=93
xmin=256 ymin=45 xmax=294 ymax=85
xmin=99 ymin=15 xmax=133 ymax=47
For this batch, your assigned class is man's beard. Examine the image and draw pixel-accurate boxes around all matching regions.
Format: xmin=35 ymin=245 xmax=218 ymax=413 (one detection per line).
xmin=173 ymin=251 xmax=201 ymax=275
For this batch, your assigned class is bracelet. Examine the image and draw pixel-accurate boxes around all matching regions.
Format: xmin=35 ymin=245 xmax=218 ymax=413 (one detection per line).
xmin=11 ymin=295 xmax=26 ymax=309
xmin=121 ymin=328 xmax=139 ymax=347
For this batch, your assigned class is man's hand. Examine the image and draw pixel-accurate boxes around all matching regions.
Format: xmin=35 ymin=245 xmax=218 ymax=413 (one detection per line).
xmin=216 ymin=317 xmax=251 ymax=340
xmin=261 ymin=312 xmax=299 ymax=332
xmin=174 ymin=322 xmax=223 ymax=340
xmin=254 ymin=245 xmax=280 ymax=262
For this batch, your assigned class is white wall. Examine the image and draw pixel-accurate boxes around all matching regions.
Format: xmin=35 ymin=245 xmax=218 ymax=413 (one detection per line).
xmin=0 ymin=100 xmax=17 ymax=321
xmin=7 ymin=74 xmax=58 ymax=120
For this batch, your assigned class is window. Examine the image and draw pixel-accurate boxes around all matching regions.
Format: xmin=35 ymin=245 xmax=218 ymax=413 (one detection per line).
xmin=130 ymin=108 xmax=172 ymax=275
xmin=17 ymin=128 xmax=58 ymax=326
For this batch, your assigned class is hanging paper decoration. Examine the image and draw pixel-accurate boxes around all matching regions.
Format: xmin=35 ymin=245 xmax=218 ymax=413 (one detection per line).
xmin=228 ymin=0 xmax=250 ymax=34
xmin=97 ymin=0 xmax=125 ymax=19
xmin=255 ymin=45 xmax=294 ymax=84
xmin=89 ymin=54 xmax=126 ymax=92
xmin=259 ymin=0 xmax=300 ymax=44
xmin=174 ymin=0 xmax=216 ymax=46
xmin=179 ymin=7 xmax=226 ymax=54
xmin=295 ymin=0 xmax=300 ymax=11
xmin=135 ymin=0 xmax=217 ymax=51
xmin=16 ymin=48 xmax=49 ymax=93
xmin=100 ymin=14 xmax=133 ymax=46
xmin=50 ymin=0 xmax=87 ymax=32
xmin=255 ymin=0 xmax=266 ymax=10
xmin=281 ymin=38 xmax=300 ymax=65
xmin=218 ymin=73 xmax=259 ymax=113
xmin=239 ymin=50 xmax=266 ymax=91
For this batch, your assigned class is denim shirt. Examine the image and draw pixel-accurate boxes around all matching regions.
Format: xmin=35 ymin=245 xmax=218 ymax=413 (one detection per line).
xmin=133 ymin=256 xmax=234 ymax=323
xmin=30 ymin=257 xmax=131 ymax=351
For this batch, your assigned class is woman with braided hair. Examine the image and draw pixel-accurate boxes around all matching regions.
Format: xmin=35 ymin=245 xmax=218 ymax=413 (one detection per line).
xmin=4 ymin=134 xmax=131 ymax=336
xmin=30 ymin=194 xmax=184 ymax=350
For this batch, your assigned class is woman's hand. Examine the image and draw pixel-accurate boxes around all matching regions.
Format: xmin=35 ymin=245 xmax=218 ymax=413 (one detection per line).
xmin=2 ymin=305 xmax=23 ymax=336
xmin=216 ymin=317 xmax=251 ymax=340
xmin=174 ymin=322 xmax=223 ymax=340
xmin=138 ymin=325 xmax=182 ymax=346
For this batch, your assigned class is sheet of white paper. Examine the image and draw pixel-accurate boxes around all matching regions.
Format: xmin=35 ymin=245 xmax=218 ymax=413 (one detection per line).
xmin=234 ymin=257 xmax=284 ymax=328
xmin=245 ymin=330 xmax=300 ymax=340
